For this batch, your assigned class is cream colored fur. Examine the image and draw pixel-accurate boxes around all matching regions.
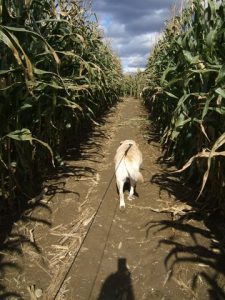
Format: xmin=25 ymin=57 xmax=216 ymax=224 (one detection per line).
xmin=114 ymin=140 xmax=143 ymax=209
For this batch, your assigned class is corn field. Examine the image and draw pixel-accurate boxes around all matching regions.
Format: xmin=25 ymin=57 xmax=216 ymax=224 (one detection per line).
xmin=0 ymin=0 xmax=122 ymax=210
xmin=122 ymin=71 xmax=146 ymax=98
xmin=142 ymin=0 xmax=225 ymax=210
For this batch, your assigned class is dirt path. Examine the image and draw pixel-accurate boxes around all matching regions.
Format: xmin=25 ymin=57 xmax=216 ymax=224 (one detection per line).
xmin=60 ymin=97 xmax=187 ymax=300
xmin=1 ymin=97 xmax=225 ymax=300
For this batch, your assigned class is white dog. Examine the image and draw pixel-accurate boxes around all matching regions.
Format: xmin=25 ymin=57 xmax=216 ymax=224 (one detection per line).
xmin=114 ymin=140 xmax=144 ymax=209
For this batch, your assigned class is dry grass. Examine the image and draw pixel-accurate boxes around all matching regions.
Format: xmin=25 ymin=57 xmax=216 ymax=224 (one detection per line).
xmin=44 ymin=207 xmax=95 ymax=299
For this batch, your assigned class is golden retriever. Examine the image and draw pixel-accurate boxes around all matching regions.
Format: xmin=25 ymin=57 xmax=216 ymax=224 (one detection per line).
xmin=114 ymin=140 xmax=143 ymax=209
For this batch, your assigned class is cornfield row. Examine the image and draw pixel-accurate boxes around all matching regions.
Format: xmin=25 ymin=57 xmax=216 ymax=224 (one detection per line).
xmin=142 ymin=0 xmax=225 ymax=210
xmin=122 ymin=71 xmax=146 ymax=98
xmin=0 ymin=0 xmax=122 ymax=210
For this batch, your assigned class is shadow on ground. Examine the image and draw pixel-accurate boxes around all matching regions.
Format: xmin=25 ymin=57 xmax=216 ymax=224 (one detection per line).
xmin=97 ymin=258 xmax=135 ymax=300
xmin=0 ymin=103 xmax=120 ymax=298
xmin=0 ymin=200 xmax=51 ymax=299
xmin=145 ymin=126 xmax=225 ymax=299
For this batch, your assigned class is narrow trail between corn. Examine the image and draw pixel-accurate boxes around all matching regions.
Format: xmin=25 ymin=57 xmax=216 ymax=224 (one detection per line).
xmin=62 ymin=96 xmax=179 ymax=300
xmin=51 ymin=97 xmax=212 ymax=300
xmin=4 ymin=97 xmax=224 ymax=300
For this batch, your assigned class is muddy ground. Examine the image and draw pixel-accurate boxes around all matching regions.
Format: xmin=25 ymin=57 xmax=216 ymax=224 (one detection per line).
xmin=1 ymin=97 xmax=225 ymax=300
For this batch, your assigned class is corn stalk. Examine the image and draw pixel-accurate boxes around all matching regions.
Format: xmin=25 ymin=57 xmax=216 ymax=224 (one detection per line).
xmin=0 ymin=0 xmax=122 ymax=210
xmin=142 ymin=0 xmax=225 ymax=210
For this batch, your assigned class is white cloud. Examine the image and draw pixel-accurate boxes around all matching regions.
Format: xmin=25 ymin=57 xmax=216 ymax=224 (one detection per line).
xmin=92 ymin=0 xmax=181 ymax=72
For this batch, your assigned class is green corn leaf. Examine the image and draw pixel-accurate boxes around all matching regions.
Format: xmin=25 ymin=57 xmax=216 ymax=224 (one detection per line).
xmin=215 ymin=88 xmax=225 ymax=98
xmin=160 ymin=66 xmax=176 ymax=85
xmin=2 ymin=25 xmax=60 ymax=64
xmin=6 ymin=129 xmax=33 ymax=141
xmin=0 ymin=30 xmax=22 ymax=65
xmin=57 ymin=97 xmax=82 ymax=111
xmin=182 ymin=50 xmax=199 ymax=64
xmin=164 ymin=90 xmax=179 ymax=99
xmin=5 ymin=129 xmax=54 ymax=166
xmin=206 ymin=29 xmax=216 ymax=47
xmin=4 ymin=29 xmax=33 ymax=80
xmin=0 ymin=68 xmax=19 ymax=74
xmin=215 ymin=65 xmax=225 ymax=84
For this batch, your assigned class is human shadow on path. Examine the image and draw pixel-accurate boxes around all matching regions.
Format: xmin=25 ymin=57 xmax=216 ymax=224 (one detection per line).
xmin=97 ymin=258 xmax=135 ymax=300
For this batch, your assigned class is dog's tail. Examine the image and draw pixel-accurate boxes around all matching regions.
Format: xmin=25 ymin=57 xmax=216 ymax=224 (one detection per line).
xmin=135 ymin=171 xmax=144 ymax=183
xmin=127 ymin=167 xmax=144 ymax=183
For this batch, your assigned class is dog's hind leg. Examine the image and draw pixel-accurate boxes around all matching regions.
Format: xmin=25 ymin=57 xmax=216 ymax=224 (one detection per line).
xmin=117 ymin=179 xmax=126 ymax=209
xmin=128 ymin=178 xmax=135 ymax=201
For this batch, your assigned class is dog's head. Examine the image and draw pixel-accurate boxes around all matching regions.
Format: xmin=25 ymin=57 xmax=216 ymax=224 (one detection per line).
xmin=120 ymin=140 xmax=137 ymax=146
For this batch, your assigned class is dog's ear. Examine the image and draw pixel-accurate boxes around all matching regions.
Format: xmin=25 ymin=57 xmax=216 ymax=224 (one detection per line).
xmin=120 ymin=140 xmax=124 ymax=145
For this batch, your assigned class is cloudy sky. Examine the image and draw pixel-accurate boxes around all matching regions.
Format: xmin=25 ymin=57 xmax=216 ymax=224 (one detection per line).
xmin=91 ymin=0 xmax=182 ymax=73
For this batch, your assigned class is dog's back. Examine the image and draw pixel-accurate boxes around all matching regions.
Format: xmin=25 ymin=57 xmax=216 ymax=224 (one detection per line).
xmin=114 ymin=140 xmax=143 ymax=183
xmin=114 ymin=140 xmax=143 ymax=209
